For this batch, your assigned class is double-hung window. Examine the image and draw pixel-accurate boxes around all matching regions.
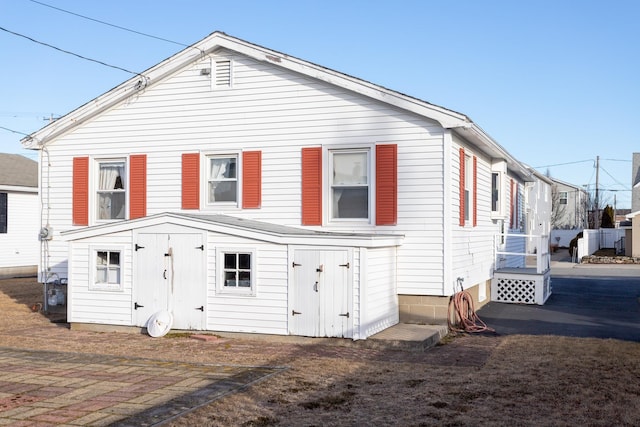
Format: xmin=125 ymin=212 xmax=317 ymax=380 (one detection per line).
xmin=97 ymin=160 xmax=126 ymax=220
xmin=0 ymin=192 xmax=6 ymax=233
xmin=330 ymin=149 xmax=369 ymax=220
xmin=464 ymin=154 xmax=473 ymax=223
xmin=207 ymin=155 xmax=237 ymax=204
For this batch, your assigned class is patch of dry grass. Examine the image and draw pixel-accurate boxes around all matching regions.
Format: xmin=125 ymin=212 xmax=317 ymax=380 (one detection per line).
xmin=2 ymin=277 xmax=640 ymax=426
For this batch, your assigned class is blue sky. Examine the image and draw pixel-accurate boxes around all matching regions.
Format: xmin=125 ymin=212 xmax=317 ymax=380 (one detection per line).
xmin=1 ymin=0 xmax=637 ymax=208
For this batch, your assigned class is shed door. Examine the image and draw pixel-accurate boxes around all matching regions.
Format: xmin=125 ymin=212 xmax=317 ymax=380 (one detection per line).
xmin=291 ymin=249 xmax=350 ymax=338
xmin=134 ymin=232 xmax=206 ymax=330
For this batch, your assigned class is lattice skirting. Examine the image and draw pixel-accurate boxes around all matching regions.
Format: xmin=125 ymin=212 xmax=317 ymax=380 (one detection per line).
xmin=491 ymin=272 xmax=551 ymax=305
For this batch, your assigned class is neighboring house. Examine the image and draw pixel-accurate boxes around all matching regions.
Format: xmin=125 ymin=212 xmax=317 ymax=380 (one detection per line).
xmin=626 ymin=153 xmax=640 ymax=256
xmin=549 ymin=177 xmax=588 ymax=230
xmin=0 ymin=153 xmax=39 ymax=278
xmin=21 ymin=32 xmax=550 ymax=339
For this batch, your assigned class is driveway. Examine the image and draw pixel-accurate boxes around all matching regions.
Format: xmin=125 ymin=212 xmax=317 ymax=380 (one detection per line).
xmin=477 ymin=253 xmax=640 ymax=341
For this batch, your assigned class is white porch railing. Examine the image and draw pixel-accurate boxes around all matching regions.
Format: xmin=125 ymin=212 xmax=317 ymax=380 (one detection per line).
xmin=494 ymin=233 xmax=551 ymax=274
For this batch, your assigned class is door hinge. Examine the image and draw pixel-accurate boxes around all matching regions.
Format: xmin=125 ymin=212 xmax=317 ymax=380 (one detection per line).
xmin=135 ymin=244 xmax=145 ymax=251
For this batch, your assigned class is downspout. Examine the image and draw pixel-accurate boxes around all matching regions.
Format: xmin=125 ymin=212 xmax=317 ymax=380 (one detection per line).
xmin=442 ymin=130 xmax=453 ymax=295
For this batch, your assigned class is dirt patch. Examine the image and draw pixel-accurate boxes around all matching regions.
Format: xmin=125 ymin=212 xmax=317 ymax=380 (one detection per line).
xmin=2 ymin=277 xmax=640 ymax=426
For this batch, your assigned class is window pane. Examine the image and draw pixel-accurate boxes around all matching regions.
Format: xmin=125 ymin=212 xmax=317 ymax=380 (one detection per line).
xmin=98 ymin=192 xmax=125 ymax=219
xmin=209 ymin=157 xmax=236 ymax=180
xmin=209 ymin=181 xmax=237 ymax=202
xmin=224 ymin=253 xmax=236 ymax=269
xmin=332 ymin=188 xmax=368 ymax=218
xmin=224 ymin=271 xmax=237 ymax=287
xmin=109 ymin=251 xmax=120 ymax=266
xmin=238 ymin=253 xmax=251 ymax=269
xmin=491 ymin=173 xmax=499 ymax=212
xmin=99 ymin=162 xmax=125 ymax=190
xmin=108 ymin=267 xmax=120 ymax=284
xmin=333 ymin=152 xmax=367 ymax=185
xmin=238 ymin=271 xmax=251 ymax=287
xmin=97 ymin=251 xmax=108 ymax=265
xmin=96 ymin=267 xmax=107 ymax=283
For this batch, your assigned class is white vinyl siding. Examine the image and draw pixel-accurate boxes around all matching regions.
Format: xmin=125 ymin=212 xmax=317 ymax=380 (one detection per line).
xmin=360 ymin=247 xmax=398 ymax=338
xmin=0 ymin=191 xmax=39 ymax=270
xmin=40 ymin=51 xmax=443 ymax=295
xmin=67 ymin=232 xmax=133 ymax=325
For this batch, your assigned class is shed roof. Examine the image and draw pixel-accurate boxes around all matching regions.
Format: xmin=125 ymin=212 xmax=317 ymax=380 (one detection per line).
xmin=0 ymin=153 xmax=38 ymax=188
xmin=61 ymin=212 xmax=404 ymax=248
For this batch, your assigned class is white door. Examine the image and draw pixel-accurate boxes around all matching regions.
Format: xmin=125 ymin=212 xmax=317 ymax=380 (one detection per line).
xmin=134 ymin=232 xmax=206 ymax=330
xmin=290 ymin=249 xmax=350 ymax=338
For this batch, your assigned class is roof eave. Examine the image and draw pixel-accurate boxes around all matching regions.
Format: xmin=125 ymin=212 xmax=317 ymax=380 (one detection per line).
xmin=22 ymin=32 xmax=471 ymax=149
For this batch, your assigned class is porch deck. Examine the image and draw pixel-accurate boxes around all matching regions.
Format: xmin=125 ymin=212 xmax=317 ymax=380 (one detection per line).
xmin=492 ymin=234 xmax=551 ymax=305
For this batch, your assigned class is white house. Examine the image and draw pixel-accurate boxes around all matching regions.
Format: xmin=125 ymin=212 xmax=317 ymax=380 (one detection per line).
xmin=22 ymin=32 xmax=550 ymax=338
xmin=0 ymin=153 xmax=39 ymax=278
xmin=549 ymin=177 xmax=588 ymax=230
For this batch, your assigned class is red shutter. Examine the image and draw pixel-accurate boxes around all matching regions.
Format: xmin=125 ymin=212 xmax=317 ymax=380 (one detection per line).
xmin=459 ymin=148 xmax=465 ymax=226
xmin=301 ymin=147 xmax=322 ymax=225
xmin=129 ymin=154 xmax=147 ymax=219
xmin=242 ymin=151 xmax=262 ymax=209
xmin=510 ymin=179 xmax=515 ymax=229
xmin=72 ymin=157 xmax=89 ymax=226
xmin=473 ymin=156 xmax=477 ymax=227
xmin=182 ymin=153 xmax=200 ymax=210
xmin=376 ymin=144 xmax=397 ymax=225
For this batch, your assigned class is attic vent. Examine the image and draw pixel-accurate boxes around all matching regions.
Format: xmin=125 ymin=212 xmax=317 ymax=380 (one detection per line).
xmin=213 ymin=59 xmax=232 ymax=89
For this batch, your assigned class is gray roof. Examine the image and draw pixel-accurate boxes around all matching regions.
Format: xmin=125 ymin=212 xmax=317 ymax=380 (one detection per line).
xmin=0 ymin=153 xmax=38 ymax=187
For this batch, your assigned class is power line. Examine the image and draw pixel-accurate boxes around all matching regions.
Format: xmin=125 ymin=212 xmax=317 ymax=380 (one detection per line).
xmin=534 ymin=159 xmax=595 ymax=169
xmin=0 ymin=25 xmax=143 ymax=76
xmin=0 ymin=125 xmax=31 ymax=136
xmin=29 ymin=0 xmax=192 ymax=48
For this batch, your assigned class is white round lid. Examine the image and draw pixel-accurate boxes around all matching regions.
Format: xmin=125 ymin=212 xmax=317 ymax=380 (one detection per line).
xmin=146 ymin=310 xmax=173 ymax=337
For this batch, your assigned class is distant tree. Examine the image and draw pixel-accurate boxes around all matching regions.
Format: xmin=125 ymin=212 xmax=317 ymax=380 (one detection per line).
xmin=601 ymin=204 xmax=615 ymax=228
xmin=550 ymin=184 xmax=567 ymax=229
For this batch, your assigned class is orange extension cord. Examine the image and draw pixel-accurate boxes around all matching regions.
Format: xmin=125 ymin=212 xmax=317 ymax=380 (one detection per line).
xmin=447 ymin=290 xmax=495 ymax=333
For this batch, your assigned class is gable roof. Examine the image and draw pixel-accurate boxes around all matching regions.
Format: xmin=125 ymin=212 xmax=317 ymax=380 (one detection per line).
xmin=0 ymin=153 xmax=38 ymax=189
xmin=21 ymin=31 xmax=531 ymax=180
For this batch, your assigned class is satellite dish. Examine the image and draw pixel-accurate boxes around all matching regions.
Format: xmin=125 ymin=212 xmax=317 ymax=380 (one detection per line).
xmin=146 ymin=310 xmax=173 ymax=337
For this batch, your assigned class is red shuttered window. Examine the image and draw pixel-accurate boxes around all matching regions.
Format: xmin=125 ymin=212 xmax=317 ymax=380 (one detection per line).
xmin=182 ymin=153 xmax=200 ymax=210
xmin=72 ymin=157 xmax=89 ymax=226
xmin=473 ymin=156 xmax=477 ymax=227
xmin=129 ymin=154 xmax=147 ymax=219
xmin=301 ymin=147 xmax=322 ymax=226
xmin=376 ymin=144 xmax=397 ymax=225
xmin=459 ymin=148 xmax=465 ymax=226
xmin=242 ymin=151 xmax=262 ymax=209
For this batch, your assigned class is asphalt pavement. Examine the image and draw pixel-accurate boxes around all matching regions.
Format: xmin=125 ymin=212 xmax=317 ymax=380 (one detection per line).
xmin=477 ymin=252 xmax=640 ymax=341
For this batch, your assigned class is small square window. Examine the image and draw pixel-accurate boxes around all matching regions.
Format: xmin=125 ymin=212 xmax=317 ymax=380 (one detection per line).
xmin=91 ymin=249 xmax=123 ymax=291
xmin=218 ymin=249 xmax=256 ymax=295
xmin=559 ymin=191 xmax=568 ymax=205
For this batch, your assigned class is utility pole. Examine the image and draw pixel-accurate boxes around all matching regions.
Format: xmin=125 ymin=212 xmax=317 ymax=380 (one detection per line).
xmin=595 ymin=156 xmax=599 ymax=229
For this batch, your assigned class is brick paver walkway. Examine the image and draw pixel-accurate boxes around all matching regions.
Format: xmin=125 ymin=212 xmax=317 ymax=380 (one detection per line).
xmin=0 ymin=347 xmax=283 ymax=426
